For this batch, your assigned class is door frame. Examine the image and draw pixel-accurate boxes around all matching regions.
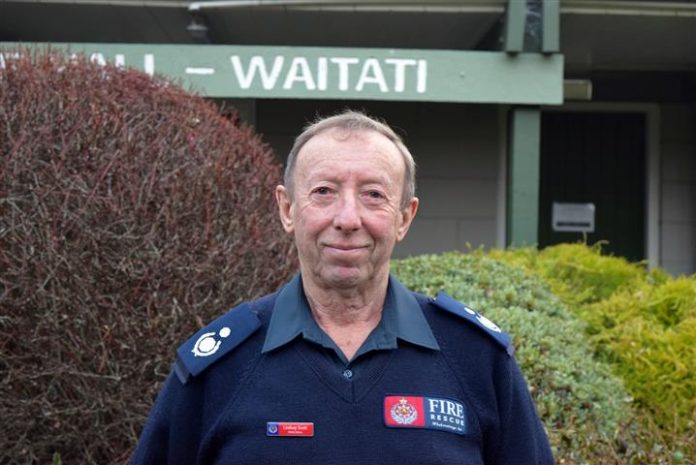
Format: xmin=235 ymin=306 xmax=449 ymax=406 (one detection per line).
xmin=539 ymin=102 xmax=661 ymax=269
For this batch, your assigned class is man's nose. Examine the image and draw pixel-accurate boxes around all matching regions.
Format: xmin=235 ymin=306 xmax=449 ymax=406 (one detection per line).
xmin=332 ymin=194 xmax=361 ymax=231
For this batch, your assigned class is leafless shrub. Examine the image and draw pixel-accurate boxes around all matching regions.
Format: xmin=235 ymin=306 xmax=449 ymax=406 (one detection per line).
xmin=0 ymin=50 xmax=297 ymax=464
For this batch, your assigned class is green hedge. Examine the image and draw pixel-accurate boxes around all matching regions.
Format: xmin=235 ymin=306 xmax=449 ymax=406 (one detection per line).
xmin=488 ymin=243 xmax=668 ymax=308
xmin=489 ymin=244 xmax=696 ymax=462
xmin=588 ymin=279 xmax=696 ymax=433
xmin=392 ymin=252 xmax=636 ymax=464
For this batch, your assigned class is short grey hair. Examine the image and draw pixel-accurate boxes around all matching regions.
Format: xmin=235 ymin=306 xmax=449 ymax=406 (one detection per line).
xmin=283 ymin=110 xmax=416 ymax=209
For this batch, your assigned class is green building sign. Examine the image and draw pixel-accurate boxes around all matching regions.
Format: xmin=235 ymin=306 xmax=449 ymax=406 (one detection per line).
xmin=1 ymin=43 xmax=563 ymax=104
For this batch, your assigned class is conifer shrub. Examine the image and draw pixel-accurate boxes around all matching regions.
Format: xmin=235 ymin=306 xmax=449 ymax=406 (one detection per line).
xmin=0 ymin=50 xmax=296 ymax=463
xmin=584 ymin=278 xmax=696 ymax=435
xmin=392 ymin=252 xmax=637 ymax=464
xmin=489 ymin=244 xmax=696 ymax=461
xmin=489 ymin=243 xmax=667 ymax=309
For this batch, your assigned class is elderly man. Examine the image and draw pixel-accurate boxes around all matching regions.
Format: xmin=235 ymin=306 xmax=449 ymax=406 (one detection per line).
xmin=132 ymin=111 xmax=554 ymax=464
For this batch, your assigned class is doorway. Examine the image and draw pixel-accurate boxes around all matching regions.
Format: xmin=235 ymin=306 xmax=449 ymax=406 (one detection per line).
xmin=539 ymin=111 xmax=647 ymax=262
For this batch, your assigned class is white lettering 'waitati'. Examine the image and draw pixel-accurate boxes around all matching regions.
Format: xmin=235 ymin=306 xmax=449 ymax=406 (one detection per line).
xmin=229 ymin=55 xmax=428 ymax=94
xmin=330 ymin=57 xmax=360 ymax=91
xmin=89 ymin=53 xmax=107 ymax=66
xmin=114 ymin=54 xmax=126 ymax=68
xmin=385 ymin=58 xmax=417 ymax=92
xmin=230 ymin=55 xmax=285 ymax=90
xmin=0 ymin=52 xmax=21 ymax=69
xmin=417 ymin=59 xmax=427 ymax=93
xmin=282 ymin=57 xmax=316 ymax=90
xmin=0 ymin=50 xmax=429 ymax=96
xmin=144 ymin=54 xmax=155 ymax=77
xmin=355 ymin=58 xmax=388 ymax=92
xmin=317 ymin=57 xmax=328 ymax=91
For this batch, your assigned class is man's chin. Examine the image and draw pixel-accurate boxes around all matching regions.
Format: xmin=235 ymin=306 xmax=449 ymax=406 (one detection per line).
xmin=319 ymin=267 xmax=371 ymax=290
xmin=326 ymin=272 xmax=363 ymax=289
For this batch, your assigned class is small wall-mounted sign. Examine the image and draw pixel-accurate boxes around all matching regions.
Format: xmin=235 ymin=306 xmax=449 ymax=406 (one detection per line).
xmin=552 ymin=202 xmax=595 ymax=233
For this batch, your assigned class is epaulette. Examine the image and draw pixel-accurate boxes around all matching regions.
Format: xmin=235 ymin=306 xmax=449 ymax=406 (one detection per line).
xmin=431 ymin=292 xmax=514 ymax=356
xmin=174 ymin=303 xmax=262 ymax=384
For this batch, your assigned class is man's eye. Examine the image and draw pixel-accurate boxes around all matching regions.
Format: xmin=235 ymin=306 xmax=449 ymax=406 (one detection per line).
xmin=367 ymin=191 xmax=384 ymax=199
xmin=313 ymin=187 xmax=331 ymax=195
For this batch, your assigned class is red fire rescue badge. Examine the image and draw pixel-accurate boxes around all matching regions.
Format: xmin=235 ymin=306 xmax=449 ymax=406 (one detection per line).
xmin=384 ymin=395 xmax=469 ymax=435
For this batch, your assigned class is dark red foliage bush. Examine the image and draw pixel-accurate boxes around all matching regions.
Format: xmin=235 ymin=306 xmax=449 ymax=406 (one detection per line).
xmin=0 ymin=50 xmax=297 ymax=464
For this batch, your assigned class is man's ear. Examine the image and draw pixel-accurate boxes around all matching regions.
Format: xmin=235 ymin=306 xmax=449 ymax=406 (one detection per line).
xmin=275 ymin=185 xmax=294 ymax=233
xmin=396 ymin=197 xmax=419 ymax=242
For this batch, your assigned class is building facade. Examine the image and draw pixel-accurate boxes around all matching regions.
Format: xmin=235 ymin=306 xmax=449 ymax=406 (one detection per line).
xmin=2 ymin=0 xmax=695 ymax=274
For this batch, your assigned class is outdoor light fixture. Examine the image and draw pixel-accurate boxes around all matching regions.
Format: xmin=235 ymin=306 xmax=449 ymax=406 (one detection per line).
xmin=187 ymin=13 xmax=210 ymax=43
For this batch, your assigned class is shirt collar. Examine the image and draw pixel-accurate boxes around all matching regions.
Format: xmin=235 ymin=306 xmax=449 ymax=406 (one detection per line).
xmin=261 ymin=274 xmax=440 ymax=354
xmin=386 ymin=275 xmax=440 ymax=351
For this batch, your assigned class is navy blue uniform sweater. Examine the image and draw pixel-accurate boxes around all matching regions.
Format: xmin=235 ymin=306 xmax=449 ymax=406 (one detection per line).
xmin=132 ymin=278 xmax=554 ymax=465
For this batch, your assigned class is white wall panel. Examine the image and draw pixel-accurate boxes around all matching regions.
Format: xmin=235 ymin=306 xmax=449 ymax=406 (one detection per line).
xmin=395 ymin=218 xmax=459 ymax=258
xmin=416 ymin=179 xmax=498 ymax=218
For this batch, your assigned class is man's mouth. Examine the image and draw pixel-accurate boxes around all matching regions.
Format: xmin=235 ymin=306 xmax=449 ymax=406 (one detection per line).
xmin=323 ymin=243 xmax=369 ymax=253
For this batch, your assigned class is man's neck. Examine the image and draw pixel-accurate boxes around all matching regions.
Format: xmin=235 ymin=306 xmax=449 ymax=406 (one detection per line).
xmin=302 ymin=275 xmax=389 ymax=362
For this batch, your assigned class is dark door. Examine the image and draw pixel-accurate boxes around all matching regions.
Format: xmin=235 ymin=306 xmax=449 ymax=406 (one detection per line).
xmin=539 ymin=111 xmax=646 ymax=262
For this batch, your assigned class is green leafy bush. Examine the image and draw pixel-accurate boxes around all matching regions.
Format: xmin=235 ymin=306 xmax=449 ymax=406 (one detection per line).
xmin=392 ymin=252 xmax=637 ymax=464
xmin=489 ymin=244 xmax=696 ymax=460
xmin=0 ymin=51 xmax=296 ymax=463
xmin=489 ymin=243 xmax=667 ymax=309
xmin=584 ymin=278 xmax=696 ymax=434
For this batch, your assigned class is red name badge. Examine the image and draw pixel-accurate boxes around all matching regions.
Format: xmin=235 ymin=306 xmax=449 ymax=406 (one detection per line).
xmin=266 ymin=422 xmax=314 ymax=437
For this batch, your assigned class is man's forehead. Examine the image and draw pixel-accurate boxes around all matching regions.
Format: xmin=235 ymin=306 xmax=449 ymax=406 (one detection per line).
xmin=301 ymin=126 xmax=395 ymax=150
xmin=304 ymin=164 xmax=394 ymax=185
xmin=297 ymin=127 xmax=402 ymax=164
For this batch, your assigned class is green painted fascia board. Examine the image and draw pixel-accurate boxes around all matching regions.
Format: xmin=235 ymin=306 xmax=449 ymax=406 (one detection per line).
xmin=1 ymin=43 xmax=563 ymax=105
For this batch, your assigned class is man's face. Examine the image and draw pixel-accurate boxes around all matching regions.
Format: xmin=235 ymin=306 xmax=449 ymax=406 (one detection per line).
xmin=276 ymin=128 xmax=418 ymax=291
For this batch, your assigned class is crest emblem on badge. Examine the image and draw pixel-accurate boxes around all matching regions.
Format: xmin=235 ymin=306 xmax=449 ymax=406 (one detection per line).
xmin=192 ymin=327 xmax=231 ymax=357
xmin=390 ymin=398 xmax=418 ymax=425
xmin=465 ymin=305 xmax=502 ymax=333
xmin=476 ymin=314 xmax=501 ymax=333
